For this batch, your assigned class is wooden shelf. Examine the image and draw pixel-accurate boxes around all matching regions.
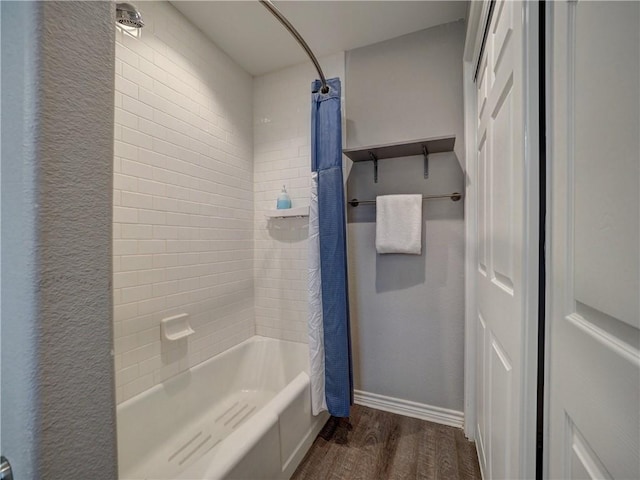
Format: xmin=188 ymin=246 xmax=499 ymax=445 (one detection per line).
xmin=264 ymin=205 xmax=309 ymax=218
xmin=343 ymin=135 xmax=455 ymax=162
xmin=343 ymin=135 xmax=455 ymax=183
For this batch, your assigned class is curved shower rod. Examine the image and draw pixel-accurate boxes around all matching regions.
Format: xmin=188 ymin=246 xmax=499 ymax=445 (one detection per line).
xmin=258 ymin=0 xmax=329 ymax=93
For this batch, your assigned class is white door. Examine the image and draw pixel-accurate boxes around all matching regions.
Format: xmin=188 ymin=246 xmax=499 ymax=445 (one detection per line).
xmin=547 ymin=2 xmax=640 ymax=479
xmin=474 ymin=1 xmax=538 ymax=478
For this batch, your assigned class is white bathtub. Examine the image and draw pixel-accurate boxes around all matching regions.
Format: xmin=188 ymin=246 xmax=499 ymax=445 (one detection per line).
xmin=117 ymin=336 xmax=329 ymax=480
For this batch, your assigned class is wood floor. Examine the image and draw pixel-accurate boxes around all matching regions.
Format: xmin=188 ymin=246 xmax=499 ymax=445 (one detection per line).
xmin=292 ymin=405 xmax=482 ymax=480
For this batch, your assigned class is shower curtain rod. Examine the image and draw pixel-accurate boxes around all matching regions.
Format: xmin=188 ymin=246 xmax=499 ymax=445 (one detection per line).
xmin=259 ymin=0 xmax=329 ymax=93
xmin=348 ymin=193 xmax=463 ymax=207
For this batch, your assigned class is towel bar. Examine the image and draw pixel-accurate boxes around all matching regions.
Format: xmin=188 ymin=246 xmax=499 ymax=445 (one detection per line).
xmin=348 ymin=192 xmax=462 ymax=207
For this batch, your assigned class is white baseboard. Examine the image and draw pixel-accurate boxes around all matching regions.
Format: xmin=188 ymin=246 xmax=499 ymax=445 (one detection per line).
xmin=353 ymin=390 xmax=464 ymax=429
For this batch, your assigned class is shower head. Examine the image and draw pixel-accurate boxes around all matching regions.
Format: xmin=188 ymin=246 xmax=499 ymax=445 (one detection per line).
xmin=116 ymin=3 xmax=144 ymax=29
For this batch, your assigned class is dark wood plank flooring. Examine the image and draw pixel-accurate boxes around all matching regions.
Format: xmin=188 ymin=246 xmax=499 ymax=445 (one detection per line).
xmin=292 ymin=405 xmax=482 ymax=480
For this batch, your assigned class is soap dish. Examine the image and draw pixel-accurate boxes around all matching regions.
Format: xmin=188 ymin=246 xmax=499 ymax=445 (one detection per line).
xmin=161 ymin=313 xmax=195 ymax=341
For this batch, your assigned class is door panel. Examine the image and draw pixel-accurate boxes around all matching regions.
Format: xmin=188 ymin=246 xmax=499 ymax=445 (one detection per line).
xmin=491 ymin=77 xmax=514 ymax=292
xmin=475 ymin=1 xmax=535 ymax=478
xmin=476 ymin=313 xmax=487 ymax=472
xmin=572 ymin=3 xmax=639 ymax=328
xmin=491 ymin=0 xmax=513 ymax=82
xmin=489 ymin=335 xmax=512 ymax=480
xmin=478 ymin=132 xmax=488 ymax=274
xmin=568 ymin=418 xmax=614 ymax=480
xmin=548 ymin=2 xmax=640 ymax=479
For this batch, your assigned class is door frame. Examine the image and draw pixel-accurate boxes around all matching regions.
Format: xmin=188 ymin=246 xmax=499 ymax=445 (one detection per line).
xmin=462 ymin=2 xmax=541 ymax=477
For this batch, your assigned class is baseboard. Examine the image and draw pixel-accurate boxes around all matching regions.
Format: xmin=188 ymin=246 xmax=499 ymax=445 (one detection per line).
xmin=353 ymin=390 xmax=464 ymax=429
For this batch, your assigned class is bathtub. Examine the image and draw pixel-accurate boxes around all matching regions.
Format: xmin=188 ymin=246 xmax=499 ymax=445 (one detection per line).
xmin=117 ymin=336 xmax=329 ymax=480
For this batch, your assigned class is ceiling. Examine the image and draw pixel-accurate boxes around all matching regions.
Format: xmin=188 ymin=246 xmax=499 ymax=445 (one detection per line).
xmin=170 ymin=1 xmax=468 ymax=76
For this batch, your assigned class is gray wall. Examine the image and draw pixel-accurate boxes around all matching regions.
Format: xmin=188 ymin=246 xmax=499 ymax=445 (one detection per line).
xmin=346 ymin=20 xmax=465 ymax=165
xmin=1 ymin=2 xmax=118 ymax=477
xmin=346 ymin=21 xmax=466 ymax=411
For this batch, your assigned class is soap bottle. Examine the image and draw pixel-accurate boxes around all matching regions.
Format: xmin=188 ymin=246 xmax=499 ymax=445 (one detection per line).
xmin=276 ymin=185 xmax=292 ymax=209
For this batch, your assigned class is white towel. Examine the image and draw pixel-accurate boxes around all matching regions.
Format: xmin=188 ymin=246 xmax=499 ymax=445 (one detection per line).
xmin=375 ymin=194 xmax=423 ymax=254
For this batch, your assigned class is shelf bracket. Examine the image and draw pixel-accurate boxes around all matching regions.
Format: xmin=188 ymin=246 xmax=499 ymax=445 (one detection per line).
xmin=369 ymin=151 xmax=378 ymax=183
xmin=422 ymin=145 xmax=429 ymax=179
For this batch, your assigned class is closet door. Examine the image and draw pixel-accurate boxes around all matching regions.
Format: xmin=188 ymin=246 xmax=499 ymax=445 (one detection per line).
xmin=547 ymin=2 xmax=640 ymax=478
xmin=475 ymin=1 xmax=537 ymax=478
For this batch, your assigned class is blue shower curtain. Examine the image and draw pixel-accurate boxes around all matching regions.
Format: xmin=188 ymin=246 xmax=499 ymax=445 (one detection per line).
xmin=308 ymin=77 xmax=353 ymax=418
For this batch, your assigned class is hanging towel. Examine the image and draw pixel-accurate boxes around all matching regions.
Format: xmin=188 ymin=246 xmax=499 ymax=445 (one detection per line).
xmin=375 ymin=194 xmax=423 ymax=254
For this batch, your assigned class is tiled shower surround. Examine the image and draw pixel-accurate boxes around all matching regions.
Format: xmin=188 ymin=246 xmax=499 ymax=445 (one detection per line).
xmin=253 ymin=53 xmax=345 ymax=342
xmin=113 ymin=1 xmax=345 ymax=403
xmin=112 ymin=2 xmax=254 ymax=403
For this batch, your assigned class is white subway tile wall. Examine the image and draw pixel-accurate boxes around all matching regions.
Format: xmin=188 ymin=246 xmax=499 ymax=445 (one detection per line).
xmin=113 ymin=2 xmax=254 ymax=403
xmin=253 ymin=53 xmax=346 ymax=343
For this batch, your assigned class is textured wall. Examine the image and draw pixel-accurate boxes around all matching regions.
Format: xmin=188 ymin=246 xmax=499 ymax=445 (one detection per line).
xmin=253 ymin=53 xmax=345 ymax=342
xmin=1 ymin=2 xmax=118 ymax=478
xmin=345 ymin=23 xmax=466 ymax=411
xmin=112 ymin=1 xmax=254 ymax=403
